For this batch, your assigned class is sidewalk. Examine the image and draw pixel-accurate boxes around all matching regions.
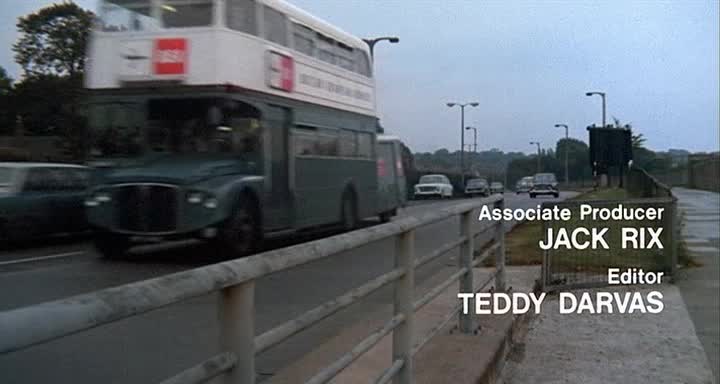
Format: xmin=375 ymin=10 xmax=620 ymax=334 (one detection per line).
xmin=498 ymin=187 xmax=719 ymax=384
xmin=673 ymin=187 xmax=720 ymax=382
xmin=499 ymin=285 xmax=715 ymax=384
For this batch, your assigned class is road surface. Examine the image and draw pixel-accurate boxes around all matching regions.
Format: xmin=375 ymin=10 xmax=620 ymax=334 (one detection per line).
xmin=0 ymin=192 xmax=577 ymax=384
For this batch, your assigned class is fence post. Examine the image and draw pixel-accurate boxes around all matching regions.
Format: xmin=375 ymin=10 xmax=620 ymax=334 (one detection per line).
xmin=494 ymin=198 xmax=507 ymax=293
xmin=541 ymin=217 xmax=549 ymax=291
xmin=393 ymin=229 xmax=415 ymax=384
xmin=666 ymin=198 xmax=678 ymax=280
xmin=219 ymin=281 xmax=256 ymax=384
xmin=459 ymin=209 xmax=474 ymax=333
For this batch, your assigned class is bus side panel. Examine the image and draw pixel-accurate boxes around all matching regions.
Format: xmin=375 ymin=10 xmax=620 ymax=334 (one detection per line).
xmin=293 ymin=157 xmax=375 ymax=228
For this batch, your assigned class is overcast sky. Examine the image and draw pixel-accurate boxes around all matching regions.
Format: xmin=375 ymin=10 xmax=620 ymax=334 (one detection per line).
xmin=1 ymin=0 xmax=718 ymax=154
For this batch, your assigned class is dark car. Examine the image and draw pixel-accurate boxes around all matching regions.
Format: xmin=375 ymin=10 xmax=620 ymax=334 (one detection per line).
xmin=464 ymin=178 xmax=489 ymax=197
xmin=530 ymin=173 xmax=559 ymax=198
xmin=0 ymin=163 xmax=91 ymax=241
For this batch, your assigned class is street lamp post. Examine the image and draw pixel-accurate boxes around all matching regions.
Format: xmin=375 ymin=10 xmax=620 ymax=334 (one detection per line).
xmin=362 ymin=36 xmax=399 ymax=134
xmin=530 ymin=141 xmax=541 ymax=173
xmin=585 ymin=91 xmax=606 ymax=128
xmin=465 ymin=126 xmax=478 ymax=176
xmin=554 ymin=124 xmax=569 ymax=184
xmin=362 ymin=36 xmax=400 ymax=60
xmin=465 ymin=126 xmax=478 ymax=153
xmin=447 ymin=102 xmax=479 ymax=188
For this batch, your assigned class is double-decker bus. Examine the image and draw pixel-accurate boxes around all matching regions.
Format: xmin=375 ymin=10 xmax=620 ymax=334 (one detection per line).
xmin=83 ymin=0 xmax=402 ymax=258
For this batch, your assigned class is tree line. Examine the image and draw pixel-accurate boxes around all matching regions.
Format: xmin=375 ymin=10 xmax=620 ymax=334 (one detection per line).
xmin=0 ymin=2 xmax=93 ymax=160
xmin=410 ymin=126 xmax=690 ymax=191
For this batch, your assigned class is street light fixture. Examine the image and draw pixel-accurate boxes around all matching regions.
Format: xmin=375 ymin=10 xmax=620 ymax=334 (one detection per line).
xmin=362 ymin=36 xmax=399 ymax=60
xmin=554 ymin=124 xmax=569 ymax=184
xmin=363 ymin=36 xmax=398 ymax=134
xmin=530 ymin=141 xmax=541 ymax=173
xmin=447 ymin=102 xmax=479 ymax=187
xmin=585 ymin=91 xmax=606 ymax=128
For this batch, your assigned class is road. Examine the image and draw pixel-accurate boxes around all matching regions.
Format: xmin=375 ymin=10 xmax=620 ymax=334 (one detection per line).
xmin=0 ymin=192 xmax=577 ymax=384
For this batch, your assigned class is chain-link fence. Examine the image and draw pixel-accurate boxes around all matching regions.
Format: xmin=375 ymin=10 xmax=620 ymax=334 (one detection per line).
xmin=541 ymin=196 xmax=677 ymax=291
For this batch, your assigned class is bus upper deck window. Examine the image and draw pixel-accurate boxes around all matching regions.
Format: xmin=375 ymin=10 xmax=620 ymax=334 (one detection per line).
xmin=264 ymin=5 xmax=288 ymax=46
xmin=226 ymin=0 xmax=257 ymax=35
xmin=101 ymin=1 xmax=156 ymax=32
xmin=162 ymin=1 xmax=213 ymax=28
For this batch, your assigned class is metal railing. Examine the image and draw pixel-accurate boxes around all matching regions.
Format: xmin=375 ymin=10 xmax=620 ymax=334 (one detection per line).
xmin=540 ymin=197 xmax=677 ymax=291
xmin=627 ymin=166 xmax=673 ymax=198
xmin=0 ymin=195 xmax=506 ymax=384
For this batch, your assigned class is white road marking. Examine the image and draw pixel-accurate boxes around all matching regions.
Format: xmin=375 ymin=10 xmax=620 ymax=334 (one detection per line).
xmin=0 ymin=251 xmax=85 ymax=266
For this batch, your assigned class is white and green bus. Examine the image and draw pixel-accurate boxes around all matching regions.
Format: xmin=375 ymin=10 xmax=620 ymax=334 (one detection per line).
xmin=83 ymin=0 xmax=403 ymax=258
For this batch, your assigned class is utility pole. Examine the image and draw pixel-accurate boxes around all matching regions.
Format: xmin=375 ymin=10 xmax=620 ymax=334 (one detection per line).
xmin=447 ymin=102 xmax=479 ymax=187
xmin=530 ymin=141 xmax=541 ymax=173
xmin=555 ymin=124 xmax=569 ymax=184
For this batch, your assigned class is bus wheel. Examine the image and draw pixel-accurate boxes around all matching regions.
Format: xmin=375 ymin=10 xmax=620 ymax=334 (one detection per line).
xmin=94 ymin=232 xmax=130 ymax=259
xmin=218 ymin=197 xmax=260 ymax=259
xmin=341 ymin=191 xmax=358 ymax=231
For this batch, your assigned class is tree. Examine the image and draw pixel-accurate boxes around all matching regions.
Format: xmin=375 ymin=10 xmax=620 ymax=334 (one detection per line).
xmin=0 ymin=66 xmax=12 ymax=95
xmin=631 ymin=133 xmax=646 ymax=150
xmin=13 ymin=2 xmax=94 ymax=78
xmin=0 ymin=66 xmax=14 ymax=135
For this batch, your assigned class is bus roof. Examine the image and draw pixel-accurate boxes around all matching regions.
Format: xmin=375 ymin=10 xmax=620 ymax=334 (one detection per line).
xmin=377 ymin=135 xmax=402 ymax=143
xmin=265 ymin=0 xmax=370 ymax=54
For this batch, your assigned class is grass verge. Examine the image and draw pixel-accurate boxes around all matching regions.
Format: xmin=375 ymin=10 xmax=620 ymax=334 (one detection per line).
xmin=482 ymin=187 xmax=696 ymax=270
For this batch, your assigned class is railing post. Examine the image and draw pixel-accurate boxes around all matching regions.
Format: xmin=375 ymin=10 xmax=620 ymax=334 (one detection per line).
xmin=541 ymin=217 xmax=549 ymax=291
xmin=666 ymin=197 xmax=678 ymax=280
xmin=494 ymin=198 xmax=507 ymax=293
xmin=219 ymin=281 xmax=256 ymax=384
xmin=393 ymin=229 xmax=415 ymax=384
xmin=459 ymin=210 xmax=475 ymax=333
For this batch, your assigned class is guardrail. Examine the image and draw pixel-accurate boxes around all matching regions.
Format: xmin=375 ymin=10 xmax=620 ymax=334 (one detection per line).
xmin=627 ymin=166 xmax=673 ymax=198
xmin=0 ymin=195 xmax=506 ymax=384
xmin=541 ymin=196 xmax=677 ymax=291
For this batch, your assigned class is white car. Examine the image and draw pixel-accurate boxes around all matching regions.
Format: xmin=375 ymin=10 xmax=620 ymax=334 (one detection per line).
xmin=413 ymin=174 xmax=453 ymax=199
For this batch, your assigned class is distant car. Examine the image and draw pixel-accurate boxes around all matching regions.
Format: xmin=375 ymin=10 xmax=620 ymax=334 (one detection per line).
xmin=465 ymin=178 xmax=489 ymax=197
xmin=515 ymin=176 xmax=534 ymax=194
xmin=0 ymin=163 xmax=91 ymax=241
xmin=413 ymin=174 xmax=453 ymax=199
xmin=530 ymin=173 xmax=559 ymax=198
xmin=490 ymin=182 xmax=505 ymax=194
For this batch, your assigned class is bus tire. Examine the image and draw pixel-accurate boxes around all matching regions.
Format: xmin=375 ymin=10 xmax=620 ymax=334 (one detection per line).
xmin=341 ymin=190 xmax=358 ymax=231
xmin=217 ymin=194 xmax=261 ymax=259
xmin=94 ymin=232 xmax=130 ymax=259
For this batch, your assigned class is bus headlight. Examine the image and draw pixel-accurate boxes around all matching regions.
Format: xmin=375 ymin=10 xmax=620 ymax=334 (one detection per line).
xmin=96 ymin=192 xmax=112 ymax=203
xmin=187 ymin=191 xmax=205 ymax=204
xmin=85 ymin=191 xmax=111 ymax=207
xmin=203 ymin=198 xmax=218 ymax=209
xmin=187 ymin=190 xmax=217 ymax=209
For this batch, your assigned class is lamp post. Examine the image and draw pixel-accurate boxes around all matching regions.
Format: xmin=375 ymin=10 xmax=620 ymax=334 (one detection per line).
xmin=362 ymin=36 xmax=399 ymax=60
xmin=465 ymin=126 xmax=478 ymax=153
xmin=465 ymin=126 xmax=478 ymax=176
xmin=554 ymin=124 xmax=569 ymax=184
xmin=447 ymin=102 xmax=479 ymax=187
xmin=530 ymin=141 xmax=541 ymax=173
xmin=585 ymin=91 xmax=606 ymax=128
xmin=362 ymin=36 xmax=398 ymax=134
